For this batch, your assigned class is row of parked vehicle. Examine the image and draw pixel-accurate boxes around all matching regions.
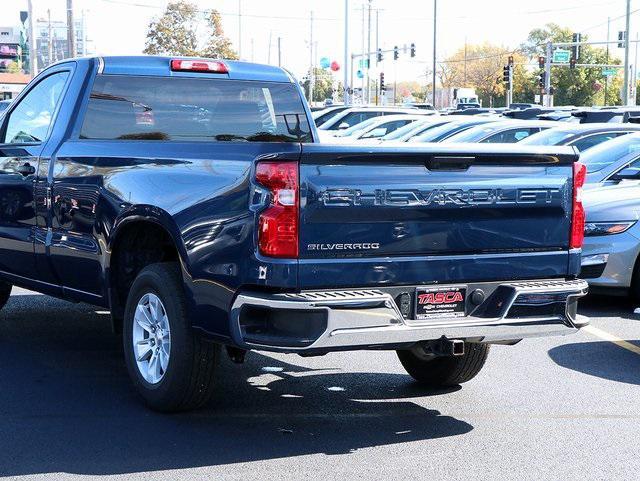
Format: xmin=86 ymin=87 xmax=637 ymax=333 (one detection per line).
xmin=313 ymin=104 xmax=640 ymax=302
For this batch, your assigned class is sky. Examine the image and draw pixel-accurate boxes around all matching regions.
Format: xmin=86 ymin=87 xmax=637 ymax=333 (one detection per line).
xmin=5 ymin=0 xmax=636 ymax=84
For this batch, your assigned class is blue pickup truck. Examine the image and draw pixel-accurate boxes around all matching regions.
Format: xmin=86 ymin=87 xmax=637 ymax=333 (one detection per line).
xmin=0 ymin=56 xmax=588 ymax=412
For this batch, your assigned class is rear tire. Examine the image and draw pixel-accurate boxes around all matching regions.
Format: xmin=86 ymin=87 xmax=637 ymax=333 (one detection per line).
xmin=0 ymin=280 xmax=12 ymax=311
xmin=397 ymin=342 xmax=490 ymax=386
xmin=122 ymin=263 xmax=219 ymax=412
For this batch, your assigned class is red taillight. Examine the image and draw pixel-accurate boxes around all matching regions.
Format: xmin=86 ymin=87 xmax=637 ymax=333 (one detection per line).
xmin=256 ymin=161 xmax=299 ymax=258
xmin=570 ymin=161 xmax=587 ymax=249
xmin=170 ymin=59 xmax=228 ymax=73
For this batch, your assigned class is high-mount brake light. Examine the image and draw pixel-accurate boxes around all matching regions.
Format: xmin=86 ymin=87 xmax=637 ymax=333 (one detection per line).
xmin=255 ymin=161 xmax=299 ymax=258
xmin=170 ymin=59 xmax=228 ymax=73
xmin=570 ymin=161 xmax=587 ymax=249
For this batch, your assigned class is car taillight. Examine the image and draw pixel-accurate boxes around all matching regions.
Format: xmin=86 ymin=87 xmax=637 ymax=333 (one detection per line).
xmin=255 ymin=161 xmax=299 ymax=258
xmin=170 ymin=59 xmax=228 ymax=73
xmin=570 ymin=161 xmax=587 ymax=249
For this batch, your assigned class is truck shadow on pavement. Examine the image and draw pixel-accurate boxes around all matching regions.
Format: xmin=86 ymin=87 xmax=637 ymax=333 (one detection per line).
xmin=0 ymin=294 xmax=473 ymax=477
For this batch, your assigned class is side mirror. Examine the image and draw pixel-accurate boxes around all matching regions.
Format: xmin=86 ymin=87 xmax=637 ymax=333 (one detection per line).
xmin=611 ymin=167 xmax=640 ymax=181
xmin=338 ymin=122 xmax=350 ymax=130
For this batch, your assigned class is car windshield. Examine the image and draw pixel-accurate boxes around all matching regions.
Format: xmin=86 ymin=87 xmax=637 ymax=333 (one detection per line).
xmin=442 ymin=125 xmax=500 ymax=143
xmin=580 ymin=133 xmax=640 ymax=173
xmin=409 ymin=121 xmax=488 ymax=143
xmin=336 ymin=117 xmax=380 ymax=136
xmin=519 ymin=128 xmax=577 ymax=146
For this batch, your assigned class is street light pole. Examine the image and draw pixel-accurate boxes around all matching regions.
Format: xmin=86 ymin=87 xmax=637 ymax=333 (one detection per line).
xmin=432 ymin=0 xmax=437 ymax=108
xmin=27 ymin=0 xmax=37 ymax=77
xmin=344 ymin=0 xmax=350 ymax=105
xmin=238 ymin=0 xmax=242 ymax=60
xmin=623 ymin=0 xmax=631 ymax=105
xmin=67 ymin=0 xmax=76 ymax=58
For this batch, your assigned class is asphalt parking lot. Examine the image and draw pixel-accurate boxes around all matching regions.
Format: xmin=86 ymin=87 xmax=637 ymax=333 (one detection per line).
xmin=1 ymin=288 xmax=639 ymax=481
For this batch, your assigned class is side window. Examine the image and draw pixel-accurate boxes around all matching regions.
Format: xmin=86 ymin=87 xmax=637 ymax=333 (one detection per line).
xmin=617 ymin=157 xmax=640 ymax=177
xmin=362 ymin=119 xmax=411 ymax=138
xmin=572 ymin=133 xmax=617 ymax=152
xmin=338 ymin=111 xmax=380 ymax=129
xmin=482 ymin=128 xmax=537 ymax=144
xmin=3 ymin=71 xmax=69 ymax=144
xmin=80 ymin=76 xmax=311 ymax=142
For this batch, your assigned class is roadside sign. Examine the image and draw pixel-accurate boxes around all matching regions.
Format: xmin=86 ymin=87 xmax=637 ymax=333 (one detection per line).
xmin=552 ymin=49 xmax=571 ymax=64
xmin=602 ymin=68 xmax=618 ymax=77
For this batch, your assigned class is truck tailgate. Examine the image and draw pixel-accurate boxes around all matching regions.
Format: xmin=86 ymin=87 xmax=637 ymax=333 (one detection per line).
xmin=298 ymin=144 xmax=579 ymax=289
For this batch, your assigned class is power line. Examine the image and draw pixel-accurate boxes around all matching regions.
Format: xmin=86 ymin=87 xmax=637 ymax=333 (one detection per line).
xmin=97 ymin=0 xmax=339 ymax=21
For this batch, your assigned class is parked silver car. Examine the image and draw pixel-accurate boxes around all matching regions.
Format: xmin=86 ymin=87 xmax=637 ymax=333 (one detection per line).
xmin=579 ymin=132 xmax=640 ymax=186
xmin=581 ymin=184 xmax=640 ymax=299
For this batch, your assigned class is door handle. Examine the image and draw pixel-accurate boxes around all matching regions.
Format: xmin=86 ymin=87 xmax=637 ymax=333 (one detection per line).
xmin=16 ymin=162 xmax=36 ymax=176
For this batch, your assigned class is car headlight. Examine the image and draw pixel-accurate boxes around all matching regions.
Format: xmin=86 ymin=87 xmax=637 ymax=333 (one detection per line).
xmin=584 ymin=221 xmax=636 ymax=236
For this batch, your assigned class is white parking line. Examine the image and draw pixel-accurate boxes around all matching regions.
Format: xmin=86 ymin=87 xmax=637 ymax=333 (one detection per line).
xmin=582 ymin=325 xmax=640 ymax=356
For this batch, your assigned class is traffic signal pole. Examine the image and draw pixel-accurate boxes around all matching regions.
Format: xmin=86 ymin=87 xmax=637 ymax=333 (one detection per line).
xmin=544 ymin=42 xmax=552 ymax=107
xmin=344 ymin=0 xmax=350 ymax=105
xmin=623 ymin=0 xmax=631 ymax=105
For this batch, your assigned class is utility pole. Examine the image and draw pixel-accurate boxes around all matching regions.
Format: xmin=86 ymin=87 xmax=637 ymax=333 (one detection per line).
xmin=361 ymin=4 xmax=365 ymax=103
xmin=27 ymin=0 xmax=36 ymax=76
xmin=344 ymin=0 xmax=350 ymax=105
xmin=464 ymin=36 xmax=467 ymax=85
xmin=251 ymin=38 xmax=254 ymax=62
xmin=277 ymin=37 xmax=281 ymax=67
xmin=81 ymin=9 xmax=87 ymax=56
xmin=238 ymin=0 xmax=242 ymax=60
xmin=623 ymin=0 xmax=631 ymax=105
xmin=267 ymin=31 xmax=272 ymax=64
xmin=47 ymin=9 xmax=52 ymax=66
xmin=67 ymin=0 xmax=76 ymax=58
xmin=634 ymin=32 xmax=639 ymax=105
xmin=544 ymin=41 xmax=552 ymax=107
xmin=366 ymin=0 xmax=372 ymax=104
xmin=605 ymin=16 xmax=610 ymax=105
xmin=309 ymin=10 xmax=314 ymax=104
xmin=432 ymin=0 xmax=437 ymax=108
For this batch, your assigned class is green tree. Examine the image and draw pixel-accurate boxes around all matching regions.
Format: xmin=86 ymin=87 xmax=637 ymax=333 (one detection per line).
xmin=301 ymin=67 xmax=337 ymax=102
xmin=439 ymin=44 xmax=532 ymax=107
xmin=144 ymin=1 xmax=238 ymax=59
xmin=6 ymin=61 xmax=21 ymax=73
xmin=522 ymin=23 xmax=621 ymax=106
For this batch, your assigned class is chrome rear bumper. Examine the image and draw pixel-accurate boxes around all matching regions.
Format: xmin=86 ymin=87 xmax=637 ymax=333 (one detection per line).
xmin=229 ymin=278 xmax=589 ymax=353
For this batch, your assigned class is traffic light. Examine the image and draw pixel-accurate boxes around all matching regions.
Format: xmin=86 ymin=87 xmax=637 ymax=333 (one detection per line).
xmin=538 ymin=72 xmax=546 ymax=88
xmin=377 ymin=48 xmax=383 ymax=62
xmin=618 ymin=31 xmax=626 ymax=48
xmin=393 ymin=46 xmax=399 ymax=60
xmin=410 ymin=43 xmax=416 ymax=58
xmin=572 ymin=33 xmax=581 ymax=61
xmin=538 ymin=56 xmax=545 ymax=69
xmin=508 ymin=55 xmax=514 ymax=67
xmin=380 ymin=72 xmax=385 ymax=92
xmin=570 ymin=57 xmax=576 ymax=69
xmin=503 ymin=66 xmax=511 ymax=83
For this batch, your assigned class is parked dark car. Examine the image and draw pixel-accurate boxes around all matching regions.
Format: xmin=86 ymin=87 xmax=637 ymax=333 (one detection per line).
xmin=571 ymin=108 xmax=640 ymax=123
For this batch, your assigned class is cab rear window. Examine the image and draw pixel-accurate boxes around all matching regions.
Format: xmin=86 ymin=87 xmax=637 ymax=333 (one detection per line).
xmin=80 ymin=75 xmax=311 ymax=142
